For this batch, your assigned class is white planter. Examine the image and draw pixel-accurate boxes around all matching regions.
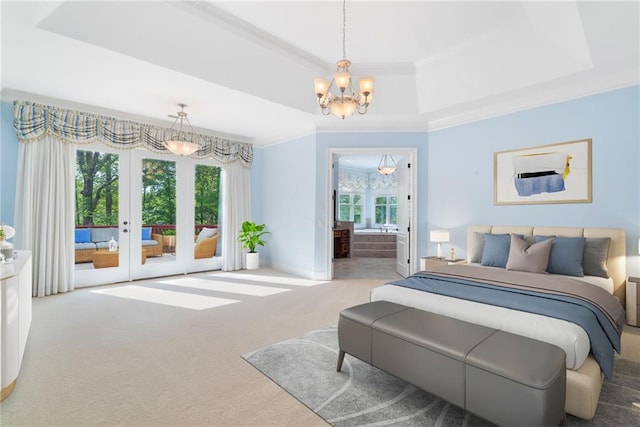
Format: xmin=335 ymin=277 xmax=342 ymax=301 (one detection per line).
xmin=246 ymin=252 xmax=259 ymax=270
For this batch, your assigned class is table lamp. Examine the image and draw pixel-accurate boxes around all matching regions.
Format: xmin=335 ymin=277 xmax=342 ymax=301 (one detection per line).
xmin=430 ymin=230 xmax=450 ymax=259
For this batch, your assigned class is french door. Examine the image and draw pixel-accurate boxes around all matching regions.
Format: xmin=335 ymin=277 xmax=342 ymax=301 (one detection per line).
xmin=75 ymin=144 xmax=222 ymax=287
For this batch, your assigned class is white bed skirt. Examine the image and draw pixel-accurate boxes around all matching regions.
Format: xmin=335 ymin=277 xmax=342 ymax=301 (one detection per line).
xmin=370 ymin=284 xmax=590 ymax=370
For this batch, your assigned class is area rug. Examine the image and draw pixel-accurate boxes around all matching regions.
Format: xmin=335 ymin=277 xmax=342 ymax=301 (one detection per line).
xmin=243 ymin=326 xmax=640 ymax=426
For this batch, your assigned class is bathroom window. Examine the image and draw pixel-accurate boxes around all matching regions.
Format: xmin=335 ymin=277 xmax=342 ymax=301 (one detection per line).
xmin=374 ymin=196 xmax=397 ymax=226
xmin=338 ymin=193 xmax=363 ymax=225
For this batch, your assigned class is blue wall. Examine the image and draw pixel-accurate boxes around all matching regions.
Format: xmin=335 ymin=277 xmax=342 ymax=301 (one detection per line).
xmin=4 ymin=86 xmax=639 ymax=278
xmin=256 ymin=133 xmax=320 ymax=277
xmin=428 ymin=85 xmax=640 ymax=275
xmin=1 ymin=101 xmax=19 ymax=228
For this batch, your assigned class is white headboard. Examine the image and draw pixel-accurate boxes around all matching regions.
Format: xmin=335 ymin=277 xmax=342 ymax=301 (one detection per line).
xmin=467 ymin=225 xmax=627 ymax=302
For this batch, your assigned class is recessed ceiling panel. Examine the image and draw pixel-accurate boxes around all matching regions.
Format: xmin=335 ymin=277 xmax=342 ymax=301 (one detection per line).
xmin=37 ymin=1 xmax=324 ymax=112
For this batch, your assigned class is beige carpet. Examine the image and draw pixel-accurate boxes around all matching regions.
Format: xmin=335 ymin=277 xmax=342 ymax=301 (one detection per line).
xmin=1 ymin=267 xmax=387 ymax=426
xmin=2 ymin=261 xmax=638 ymax=426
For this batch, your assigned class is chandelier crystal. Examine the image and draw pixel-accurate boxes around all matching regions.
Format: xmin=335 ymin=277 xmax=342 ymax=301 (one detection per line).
xmin=164 ymin=103 xmax=201 ymax=156
xmin=314 ymin=0 xmax=374 ymax=119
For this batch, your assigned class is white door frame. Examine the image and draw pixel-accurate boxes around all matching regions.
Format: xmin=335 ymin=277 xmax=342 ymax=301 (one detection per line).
xmin=326 ymin=147 xmax=418 ymax=279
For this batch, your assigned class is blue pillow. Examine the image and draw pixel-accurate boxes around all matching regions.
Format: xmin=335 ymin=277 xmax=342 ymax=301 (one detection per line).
xmin=142 ymin=227 xmax=152 ymax=240
xmin=535 ymin=236 xmax=585 ymax=277
xmin=75 ymin=228 xmax=91 ymax=243
xmin=480 ymin=234 xmax=512 ymax=268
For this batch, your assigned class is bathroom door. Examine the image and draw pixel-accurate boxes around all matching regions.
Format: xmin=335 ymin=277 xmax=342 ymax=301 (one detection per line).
xmin=395 ymin=157 xmax=410 ymax=277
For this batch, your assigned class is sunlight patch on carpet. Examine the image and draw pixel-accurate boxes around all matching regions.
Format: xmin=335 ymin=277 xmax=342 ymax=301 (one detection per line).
xmin=91 ymin=285 xmax=239 ymax=310
xmin=211 ymin=272 xmax=328 ymax=287
xmin=158 ymin=277 xmax=290 ymax=296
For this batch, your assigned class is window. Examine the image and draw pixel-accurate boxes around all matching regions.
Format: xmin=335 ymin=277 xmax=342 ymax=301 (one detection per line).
xmin=338 ymin=193 xmax=363 ymax=224
xmin=194 ymin=164 xmax=221 ymax=226
xmin=75 ymin=150 xmax=119 ymax=226
xmin=374 ymin=196 xmax=397 ymax=226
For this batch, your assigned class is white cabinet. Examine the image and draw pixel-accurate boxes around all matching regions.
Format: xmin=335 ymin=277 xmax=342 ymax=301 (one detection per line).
xmin=1 ymin=251 xmax=32 ymax=401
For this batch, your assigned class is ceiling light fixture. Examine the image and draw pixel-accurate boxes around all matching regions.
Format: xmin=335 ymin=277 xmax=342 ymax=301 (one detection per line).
xmin=377 ymin=154 xmax=397 ymax=175
xmin=164 ymin=103 xmax=201 ymax=156
xmin=314 ymin=0 xmax=374 ymax=119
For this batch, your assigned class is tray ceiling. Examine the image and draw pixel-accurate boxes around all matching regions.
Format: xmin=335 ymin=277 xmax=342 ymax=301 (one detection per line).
xmin=1 ymin=1 xmax=638 ymax=146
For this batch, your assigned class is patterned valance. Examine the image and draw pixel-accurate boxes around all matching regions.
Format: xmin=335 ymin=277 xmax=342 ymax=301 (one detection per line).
xmin=13 ymin=100 xmax=253 ymax=167
xmin=339 ymin=167 xmax=397 ymax=191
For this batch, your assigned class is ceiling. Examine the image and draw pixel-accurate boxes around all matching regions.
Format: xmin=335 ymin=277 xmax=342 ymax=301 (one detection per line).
xmin=1 ymin=1 xmax=638 ymax=148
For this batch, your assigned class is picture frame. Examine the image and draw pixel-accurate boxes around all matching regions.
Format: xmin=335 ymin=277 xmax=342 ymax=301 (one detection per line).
xmin=494 ymin=139 xmax=592 ymax=205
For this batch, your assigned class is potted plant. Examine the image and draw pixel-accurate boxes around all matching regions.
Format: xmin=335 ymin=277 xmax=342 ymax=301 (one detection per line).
xmin=237 ymin=221 xmax=270 ymax=269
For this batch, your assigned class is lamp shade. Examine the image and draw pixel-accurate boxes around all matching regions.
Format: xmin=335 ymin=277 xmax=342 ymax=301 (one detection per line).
xmin=164 ymin=140 xmax=200 ymax=156
xmin=314 ymin=78 xmax=330 ymax=98
xmin=333 ymin=70 xmax=351 ymax=91
xmin=430 ymin=230 xmax=450 ymax=243
xmin=357 ymin=76 xmax=375 ymax=95
xmin=328 ymin=96 xmax=357 ymax=119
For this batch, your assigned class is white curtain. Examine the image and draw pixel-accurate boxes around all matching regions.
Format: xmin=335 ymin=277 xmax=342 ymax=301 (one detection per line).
xmin=14 ymin=136 xmax=75 ymax=297
xmin=221 ymin=161 xmax=251 ymax=271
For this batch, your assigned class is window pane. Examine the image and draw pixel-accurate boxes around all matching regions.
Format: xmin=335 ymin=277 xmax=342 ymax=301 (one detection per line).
xmin=75 ymin=150 xmax=120 ymax=269
xmin=76 ymin=150 xmax=119 ymax=226
xmin=390 ymin=197 xmax=397 ymax=204
xmin=390 ymin=206 xmax=398 ymax=224
xmin=375 ymin=196 xmax=386 ymax=204
xmin=353 ymin=205 xmax=361 ymax=223
xmin=353 ymin=194 xmax=362 ymax=204
xmin=339 ymin=205 xmax=350 ymax=221
xmin=375 ymin=206 xmax=386 ymax=224
xmin=194 ymin=164 xmax=221 ymax=259
xmin=142 ymin=158 xmax=176 ymax=259
xmin=339 ymin=194 xmax=350 ymax=204
xmin=194 ymin=165 xmax=221 ymax=225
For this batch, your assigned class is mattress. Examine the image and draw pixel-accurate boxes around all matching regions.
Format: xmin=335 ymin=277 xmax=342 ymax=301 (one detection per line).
xmin=370 ymin=283 xmax=591 ymax=370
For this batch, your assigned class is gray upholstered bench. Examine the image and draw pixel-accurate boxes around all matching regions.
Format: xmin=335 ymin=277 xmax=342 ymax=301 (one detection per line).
xmin=337 ymin=301 xmax=566 ymax=426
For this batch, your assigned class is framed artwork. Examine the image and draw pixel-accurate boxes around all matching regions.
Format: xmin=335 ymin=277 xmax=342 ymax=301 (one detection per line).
xmin=494 ymin=139 xmax=592 ymax=205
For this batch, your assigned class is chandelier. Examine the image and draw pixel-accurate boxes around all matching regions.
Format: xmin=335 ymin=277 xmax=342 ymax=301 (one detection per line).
xmin=314 ymin=0 xmax=374 ymax=119
xmin=377 ymin=154 xmax=397 ymax=175
xmin=164 ymin=103 xmax=201 ymax=156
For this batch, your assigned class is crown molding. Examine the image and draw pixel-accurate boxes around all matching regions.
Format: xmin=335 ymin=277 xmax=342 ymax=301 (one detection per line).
xmin=425 ymin=72 xmax=640 ymax=132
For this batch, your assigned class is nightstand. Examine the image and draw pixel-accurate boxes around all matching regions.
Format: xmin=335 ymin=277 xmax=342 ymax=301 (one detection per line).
xmin=627 ymin=277 xmax=639 ymax=326
xmin=420 ymin=256 xmax=466 ymax=271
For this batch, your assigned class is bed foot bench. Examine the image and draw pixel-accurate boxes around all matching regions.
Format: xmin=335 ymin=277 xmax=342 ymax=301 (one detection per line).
xmin=337 ymin=301 xmax=566 ymax=426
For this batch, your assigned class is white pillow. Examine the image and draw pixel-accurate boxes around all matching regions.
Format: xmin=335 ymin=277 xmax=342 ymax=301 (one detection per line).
xmin=196 ymin=227 xmax=218 ymax=243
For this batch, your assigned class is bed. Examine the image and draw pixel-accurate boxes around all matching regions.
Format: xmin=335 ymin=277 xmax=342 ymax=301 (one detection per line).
xmin=370 ymin=225 xmax=627 ymax=420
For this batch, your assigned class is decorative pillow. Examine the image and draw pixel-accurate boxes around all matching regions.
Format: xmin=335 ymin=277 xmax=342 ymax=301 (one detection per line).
xmin=75 ymin=228 xmax=91 ymax=243
xmin=196 ymin=227 xmax=218 ymax=243
xmin=91 ymin=227 xmax=117 ymax=243
xmin=582 ymin=237 xmax=610 ymax=278
xmin=142 ymin=227 xmax=152 ymax=241
xmin=480 ymin=234 xmax=512 ymax=268
xmin=469 ymin=232 xmax=485 ymax=263
xmin=535 ymin=236 xmax=586 ymax=277
xmin=506 ymin=235 xmax=552 ymax=273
